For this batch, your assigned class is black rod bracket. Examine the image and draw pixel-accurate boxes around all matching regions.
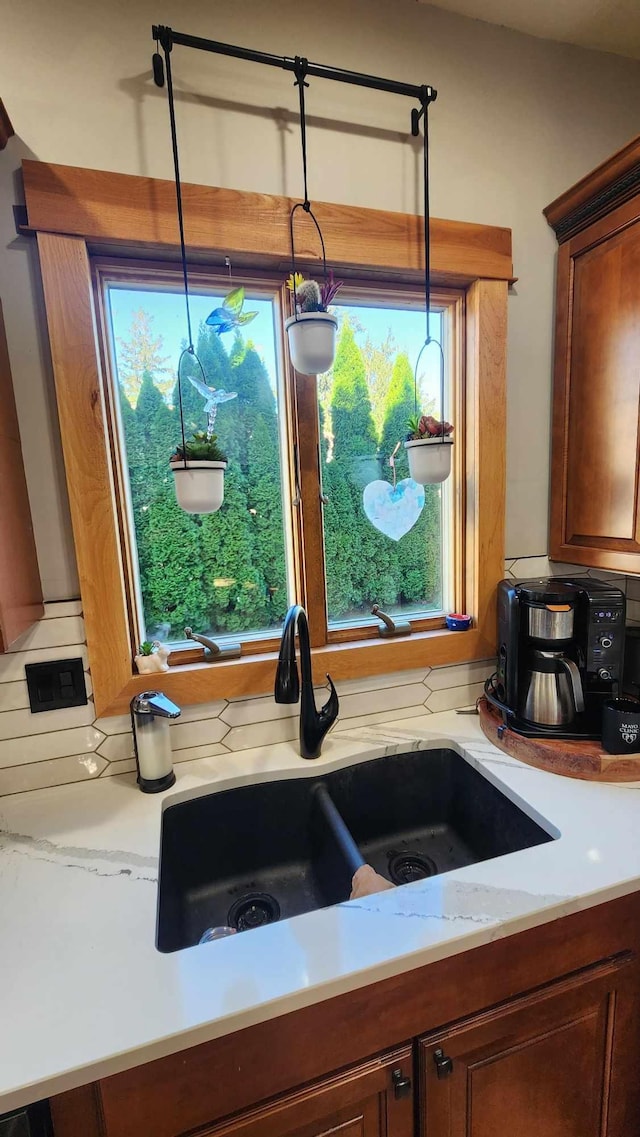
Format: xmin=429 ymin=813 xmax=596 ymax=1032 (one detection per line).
xmin=150 ymin=23 xmax=437 ymax=110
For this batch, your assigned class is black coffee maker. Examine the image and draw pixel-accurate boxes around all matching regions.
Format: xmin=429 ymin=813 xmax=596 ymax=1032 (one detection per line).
xmin=487 ymin=577 xmax=625 ymax=739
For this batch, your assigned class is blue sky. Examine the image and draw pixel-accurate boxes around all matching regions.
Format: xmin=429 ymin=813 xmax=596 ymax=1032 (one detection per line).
xmin=107 ymin=285 xmax=443 ymax=407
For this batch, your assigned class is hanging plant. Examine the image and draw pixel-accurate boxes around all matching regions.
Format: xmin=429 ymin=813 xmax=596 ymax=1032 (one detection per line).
xmin=404 ymin=91 xmax=453 ymax=488
xmin=285 ymin=270 xmax=342 ymax=375
xmin=404 ymin=412 xmax=454 ymax=485
xmin=159 ymin=44 xmax=242 ymax=515
xmin=170 ymin=430 xmax=227 ymax=514
xmin=284 ymin=60 xmax=342 ymax=377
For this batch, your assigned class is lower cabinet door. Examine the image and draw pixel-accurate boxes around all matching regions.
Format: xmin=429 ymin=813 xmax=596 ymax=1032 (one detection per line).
xmin=195 ymin=1046 xmax=414 ymax=1137
xmin=418 ymin=955 xmax=639 ymax=1137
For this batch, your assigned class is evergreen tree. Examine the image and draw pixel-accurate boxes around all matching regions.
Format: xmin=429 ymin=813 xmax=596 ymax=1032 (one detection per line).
xmin=200 ymin=467 xmax=267 ymax=633
xmin=116 ymin=308 xmax=172 ymax=406
xmin=380 ymin=352 xmax=414 ymax=478
xmin=330 ymin=322 xmax=377 ymax=460
xmin=144 ymin=490 xmax=208 ymax=636
xmin=246 ymin=415 xmax=287 ymax=626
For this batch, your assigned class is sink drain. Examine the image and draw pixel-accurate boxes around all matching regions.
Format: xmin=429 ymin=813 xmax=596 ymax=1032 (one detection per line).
xmin=228 ymin=892 xmax=281 ymax=932
xmin=388 ymin=852 xmax=437 ymax=885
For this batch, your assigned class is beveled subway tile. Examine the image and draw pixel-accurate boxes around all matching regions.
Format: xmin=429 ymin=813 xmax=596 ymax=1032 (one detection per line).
xmin=425 ymin=682 xmax=486 ymax=714
xmin=626 ymin=576 xmax=640 ymax=602
xmin=426 ymin=659 xmax=494 ymax=692
xmin=7 ymin=617 xmax=85 ymax=653
xmin=225 ymin=717 xmax=298 ymax=752
xmin=0 ymin=753 xmax=106 ymax=795
xmin=94 ymin=714 xmax=132 ymax=736
xmin=175 ymin=700 xmax=227 ymax=723
xmin=338 ymin=683 xmax=428 ymax=721
xmin=334 ymin=669 xmax=429 ymax=697
xmin=100 ymin=758 xmax=137 ymax=777
xmin=174 ymin=742 xmax=230 ymax=763
xmin=220 ymin=697 xmax=299 ymax=728
xmin=97 ymin=734 xmax=134 ymax=763
xmin=0 ymin=645 xmax=88 ymax=684
xmin=0 ymin=726 xmax=104 ymax=769
xmin=0 ymin=702 xmax=95 ymax=741
xmin=169 ymin=717 xmax=229 ymax=750
xmin=43 ymin=601 xmax=82 ymax=619
xmin=0 ymin=681 xmax=30 ymax=712
xmin=626 ymin=599 xmax=640 ymax=623
xmin=335 ymin=704 xmax=430 ymax=733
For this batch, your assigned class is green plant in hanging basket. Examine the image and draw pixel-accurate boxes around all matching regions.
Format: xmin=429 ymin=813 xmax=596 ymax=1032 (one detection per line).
xmin=406 ymin=413 xmax=454 ymax=441
xmin=405 ymin=414 xmax=454 ymax=486
xmin=286 ymin=271 xmax=343 ymax=314
xmin=285 ymin=272 xmax=343 ymax=375
xmin=170 ymin=431 xmax=227 ymax=464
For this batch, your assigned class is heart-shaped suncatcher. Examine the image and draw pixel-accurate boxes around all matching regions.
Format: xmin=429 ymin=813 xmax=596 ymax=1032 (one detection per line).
xmin=362 ymin=479 xmax=425 ymax=541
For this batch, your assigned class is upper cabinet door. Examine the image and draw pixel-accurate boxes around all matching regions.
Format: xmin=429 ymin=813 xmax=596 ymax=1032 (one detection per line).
xmin=546 ymin=136 xmax=640 ymax=572
xmin=0 ymin=299 xmax=43 ymax=649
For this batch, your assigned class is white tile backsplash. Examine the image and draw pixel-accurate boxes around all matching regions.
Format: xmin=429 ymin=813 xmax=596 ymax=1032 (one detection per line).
xmin=0 ymin=645 xmax=88 ymax=684
xmin=425 ymin=682 xmax=486 ymax=714
xmin=7 ymin=617 xmax=86 ymax=653
xmin=43 ymin=601 xmax=82 ymax=619
xmin=425 ymin=660 xmax=493 ymax=692
xmin=0 ymin=753 xmax=106 ymax=795
xmin=0 ymin=726 xmax=104 ymax=769
xmin=1 ymin=574 xmax=633 ymax=797
xmin=0 ymin=703 xmax=95 ymax=741
xmin=0 ymin=682 xmax=30 ymax=712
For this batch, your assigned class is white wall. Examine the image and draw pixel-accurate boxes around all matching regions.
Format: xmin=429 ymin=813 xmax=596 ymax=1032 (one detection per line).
xmin=2 ymin=0 xmax=640 ymax=599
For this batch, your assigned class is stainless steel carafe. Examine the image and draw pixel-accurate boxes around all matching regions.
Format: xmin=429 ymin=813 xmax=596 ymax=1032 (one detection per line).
xmin=521 ymin=650 xmax=585 ymax=727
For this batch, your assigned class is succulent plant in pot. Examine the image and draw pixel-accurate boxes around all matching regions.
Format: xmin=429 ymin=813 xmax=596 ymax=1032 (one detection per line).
xmin=284 ymin=271 xmax=342 ymax=375
xmin=404 ymin=413 xmax=454 ymax=485
xmin=170 ymin=431 xmax=228 ymax=514
xmin=134 ymin=640 xmax=171 ymax=674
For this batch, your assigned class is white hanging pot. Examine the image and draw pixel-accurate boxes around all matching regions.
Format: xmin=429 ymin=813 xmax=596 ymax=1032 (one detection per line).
xmin=285 ymin=312 xmax=338 ymax=375
xmin=170 ymin=460 xmax=226 ymax=514
xmin=404 ymin=437 xmax=453 ymax=485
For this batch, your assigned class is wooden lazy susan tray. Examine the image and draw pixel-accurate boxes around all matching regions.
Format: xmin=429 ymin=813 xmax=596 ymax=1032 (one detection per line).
xmin=478 ymin=697 xmax=640 ymax=782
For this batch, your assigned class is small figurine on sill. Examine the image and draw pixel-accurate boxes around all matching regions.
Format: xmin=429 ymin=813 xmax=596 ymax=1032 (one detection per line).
xmin=134 ymin=641 xmax=171 ymax=674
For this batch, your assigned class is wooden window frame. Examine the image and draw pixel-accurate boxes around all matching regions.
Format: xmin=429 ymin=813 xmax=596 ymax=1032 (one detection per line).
xmin=24 ymin=160 xmax=509 ymax=716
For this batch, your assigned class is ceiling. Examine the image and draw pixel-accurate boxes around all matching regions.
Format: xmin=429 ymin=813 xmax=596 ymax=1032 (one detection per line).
xmin=416 ymin=0 xmax=640 ymax=60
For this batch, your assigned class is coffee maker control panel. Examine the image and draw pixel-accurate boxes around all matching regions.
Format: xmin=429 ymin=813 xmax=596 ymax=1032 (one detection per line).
xmin=586 ymin=600 xmax=625 ymax=678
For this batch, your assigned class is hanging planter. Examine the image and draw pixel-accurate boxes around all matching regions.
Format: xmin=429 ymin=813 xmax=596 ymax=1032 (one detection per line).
xmin=285 ymin=273 xmax=341 ymax=375
xmin=170 ymin=431 xmax=227 ymax=514
xmin=285 ymin=62 xmax=342 ymax=377
xmin=405 ymin=414 xmax=454 ymax=485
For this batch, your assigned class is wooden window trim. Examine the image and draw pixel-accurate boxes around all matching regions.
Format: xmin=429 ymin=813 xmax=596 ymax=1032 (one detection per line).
xmin=26 ymin=161 xmax=508 ymax=716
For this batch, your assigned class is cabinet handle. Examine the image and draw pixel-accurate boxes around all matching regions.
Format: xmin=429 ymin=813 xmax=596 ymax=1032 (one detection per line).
xmin=433 ymin=1047 xmax=454 ymax=1079
xmin=391 ymin=1067 xmax=412 ymax=1099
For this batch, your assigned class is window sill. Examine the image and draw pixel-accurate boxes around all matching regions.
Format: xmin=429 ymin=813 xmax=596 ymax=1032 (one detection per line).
xmin=105 ymin=626 xmax=494 ymax=716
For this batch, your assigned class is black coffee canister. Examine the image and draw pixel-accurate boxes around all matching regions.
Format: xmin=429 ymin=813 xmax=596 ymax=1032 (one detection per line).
xmin=601 ymin=698 xmax=640 ymax=754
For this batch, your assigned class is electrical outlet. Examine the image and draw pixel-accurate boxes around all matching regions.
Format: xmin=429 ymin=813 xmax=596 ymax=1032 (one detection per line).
xmin=25 ymin=658 xmax=88 ymax=714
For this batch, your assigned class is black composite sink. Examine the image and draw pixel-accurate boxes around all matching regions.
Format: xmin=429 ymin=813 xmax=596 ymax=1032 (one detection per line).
xmin=157 ymin=748 xmax=554 ymax=953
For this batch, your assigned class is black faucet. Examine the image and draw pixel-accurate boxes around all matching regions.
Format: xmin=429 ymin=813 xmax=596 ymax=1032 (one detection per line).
xmin=274 ymin=605 xmax=339 ymax=759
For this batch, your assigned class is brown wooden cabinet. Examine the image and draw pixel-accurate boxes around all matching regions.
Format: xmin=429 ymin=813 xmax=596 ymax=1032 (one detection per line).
xmin=49 ymin=896 xmax=640 ymax=1137
xmin=419 ymin=954 xmax=637 ymax=1137
xmin=192 ymin=1047 xmax=413 ymax=1137
xmin=0 ymin=298 xmax=43 ymax=648
xmin=545 ymin=134 xmax=640 ymax=572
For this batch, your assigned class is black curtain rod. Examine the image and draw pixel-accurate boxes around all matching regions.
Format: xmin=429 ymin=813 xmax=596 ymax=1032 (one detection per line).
xmin=152 ymin=24 xmax=436 ymax=116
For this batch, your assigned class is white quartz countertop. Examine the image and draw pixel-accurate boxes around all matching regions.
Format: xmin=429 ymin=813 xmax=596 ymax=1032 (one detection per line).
xmin=2 ymin=709 xmax=640 ymax=1113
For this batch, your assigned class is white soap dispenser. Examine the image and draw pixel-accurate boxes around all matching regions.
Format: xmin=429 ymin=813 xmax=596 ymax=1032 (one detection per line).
xmin=130 ymin=691 xmax=181 ymax=793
